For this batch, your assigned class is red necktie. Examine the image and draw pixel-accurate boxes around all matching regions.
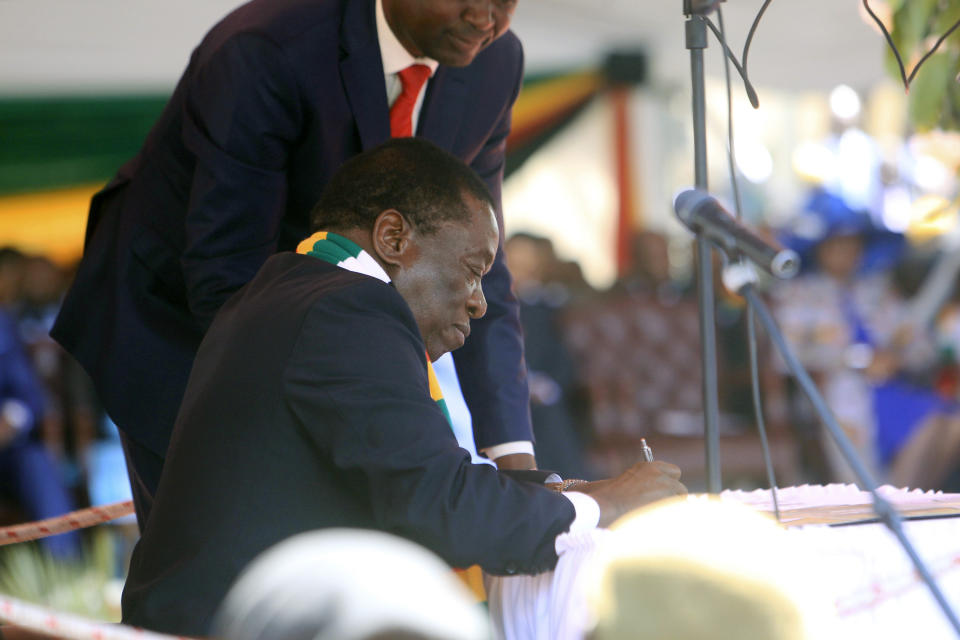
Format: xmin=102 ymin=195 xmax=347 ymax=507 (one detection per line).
xmin=390 ymin=64 xmax=431 ymax=138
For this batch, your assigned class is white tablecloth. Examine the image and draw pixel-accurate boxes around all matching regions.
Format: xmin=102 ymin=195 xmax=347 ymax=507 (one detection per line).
xmin=484 ymin=486 xmax=960 ymax=639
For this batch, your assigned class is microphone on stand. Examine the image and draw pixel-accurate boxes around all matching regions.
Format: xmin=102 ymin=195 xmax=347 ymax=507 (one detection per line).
xmin=673 ymin=188 xmax=800 ymax=279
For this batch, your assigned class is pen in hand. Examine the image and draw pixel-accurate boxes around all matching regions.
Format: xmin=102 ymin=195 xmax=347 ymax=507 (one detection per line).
xmin=641 ymin=438 xmax=654 ymax=462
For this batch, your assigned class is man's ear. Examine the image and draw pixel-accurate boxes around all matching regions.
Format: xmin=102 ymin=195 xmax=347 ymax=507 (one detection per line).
xmin=371 ymin=210 xmax=418 ymax=268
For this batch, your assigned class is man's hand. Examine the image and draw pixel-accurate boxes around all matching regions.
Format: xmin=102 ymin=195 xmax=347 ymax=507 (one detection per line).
xmin=576 ymin=461 xmax=687 ymax=528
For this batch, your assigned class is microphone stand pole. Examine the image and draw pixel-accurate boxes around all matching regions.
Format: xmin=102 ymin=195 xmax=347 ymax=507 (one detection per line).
xmin=684 ymin=2 xmax=722 ymax=492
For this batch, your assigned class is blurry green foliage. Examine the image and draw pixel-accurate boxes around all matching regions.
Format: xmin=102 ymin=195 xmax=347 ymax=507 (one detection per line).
xmin=0 ymin=529 xmax=121 ymax=622
xmin=885 ymin=0 xmax=960 ymax=131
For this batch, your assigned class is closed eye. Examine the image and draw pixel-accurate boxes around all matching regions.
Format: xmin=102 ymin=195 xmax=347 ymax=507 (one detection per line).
xmin=465 ymin=265 xmax=483 ymax=287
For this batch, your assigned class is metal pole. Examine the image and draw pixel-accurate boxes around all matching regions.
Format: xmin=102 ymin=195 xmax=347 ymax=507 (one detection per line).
xmin=686 ymin=12 xmax=722 ymax=492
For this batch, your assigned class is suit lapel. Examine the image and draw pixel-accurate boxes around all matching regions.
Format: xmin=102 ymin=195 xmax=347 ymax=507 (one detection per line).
xmin=418 ymin=66 xmax=467 ymax=151
xmin=339 ymin=0 xmax=390 ymax=150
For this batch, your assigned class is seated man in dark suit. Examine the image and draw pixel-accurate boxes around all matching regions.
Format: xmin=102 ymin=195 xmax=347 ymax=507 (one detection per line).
xmin=120 ymin=138 xmax=686 ymax=637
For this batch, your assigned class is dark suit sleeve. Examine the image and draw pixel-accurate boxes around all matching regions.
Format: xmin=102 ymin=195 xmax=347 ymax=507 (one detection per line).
xmin=453 ymin=35 xmax=535 ymax=452
xmin=282 ymin=283 xmax=574 ymax=574
xmin=179 ymin=32 xmax=303 ymax=329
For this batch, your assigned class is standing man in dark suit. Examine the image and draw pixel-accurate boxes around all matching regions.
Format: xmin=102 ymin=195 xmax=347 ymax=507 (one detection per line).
xmin=120 ymin=138 xmax=686 ymax=637
xmin=52 ymin=0 xmax=537 ymax=529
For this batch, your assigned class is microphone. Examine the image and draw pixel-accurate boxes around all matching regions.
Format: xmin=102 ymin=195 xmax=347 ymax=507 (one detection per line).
xmin=673 ymin=188 xmax=800 ymax=279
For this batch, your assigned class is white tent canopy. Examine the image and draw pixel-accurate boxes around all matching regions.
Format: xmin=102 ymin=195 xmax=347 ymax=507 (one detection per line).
xmin=0 ymin=0 xmax=886 ymax=94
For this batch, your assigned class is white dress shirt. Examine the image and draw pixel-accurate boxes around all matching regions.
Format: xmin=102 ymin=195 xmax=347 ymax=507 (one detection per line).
xmin=375 ymin=0 xmax=438 ymax=132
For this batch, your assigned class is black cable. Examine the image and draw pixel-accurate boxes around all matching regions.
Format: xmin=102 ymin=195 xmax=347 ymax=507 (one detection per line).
xmin=907 ymin=16 xmax=960 ymax=86
xmin=716 ymin=7 xmax=781 ymax=521
xmin=743 ymin=284 xmax=960 ymax=636
xmin=714 ymin=0 xmax=960 ymax=103
xmin=861 ymin=0 xmax=908 ymax=89
xmin=741 ymin=0 xmax=774 ymax=101
xmin=862 ymin=0 xmax=960 ymax=92
xmin=717 ymin=8 xmax=744 ymax=219
xmin=703 ymin=17 xmax=760 ymax=108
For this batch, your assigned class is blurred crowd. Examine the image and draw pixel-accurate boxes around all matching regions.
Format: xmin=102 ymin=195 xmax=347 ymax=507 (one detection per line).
xmin=505 ymin=188 xmax=960 ymax=493
xmin=0 ymin=247 xmax=132 ymax=558
xmin=1 ymin=185 xmax=960 ymax=561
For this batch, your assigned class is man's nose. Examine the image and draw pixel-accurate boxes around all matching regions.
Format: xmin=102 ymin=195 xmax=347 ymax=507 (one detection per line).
xmin=463 ymin=0 xmax=495 ymax=32
xmin=467 ymin=285 xmax=487 ymax=319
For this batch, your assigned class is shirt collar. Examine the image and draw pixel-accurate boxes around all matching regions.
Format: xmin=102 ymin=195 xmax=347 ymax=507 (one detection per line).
xmin=376 ymin=0 xmax=439 ymax=77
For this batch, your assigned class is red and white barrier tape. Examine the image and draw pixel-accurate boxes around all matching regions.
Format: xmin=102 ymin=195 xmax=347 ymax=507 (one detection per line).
xmin=0 ymin=595 xmax=194 ymax=640
xmin=0 ymin=502 xmax=135 ymax=546
xmin=0 ymin=504 xmax=191 ymax=638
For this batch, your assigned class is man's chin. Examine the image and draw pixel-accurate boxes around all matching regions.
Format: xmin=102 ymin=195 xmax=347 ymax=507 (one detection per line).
xmin=426 ymin=340 xmax=451 ymax=362
xmin=431 ymin=51 xmax=477 ymax=68
xmin=429 ymin=38 xmax=488 ymax=67
xmin=427 ymin=336 xmax=466 ymax=362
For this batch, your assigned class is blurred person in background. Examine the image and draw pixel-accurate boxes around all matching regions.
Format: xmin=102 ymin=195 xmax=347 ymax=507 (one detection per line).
xmin=0 ymin=248 xmax=78 ymax=557
xmin=506 ymin=233 xmax=592 ymax=479
xmin=15 ymin=256 xmax=99 ymax=493
xmin=773 ymin=188 xmax=960 ymax=489
xmin=608 ymin=230 xmax=682 ymax=306
xmin=913 ymin=269 xmax=960 ymax=491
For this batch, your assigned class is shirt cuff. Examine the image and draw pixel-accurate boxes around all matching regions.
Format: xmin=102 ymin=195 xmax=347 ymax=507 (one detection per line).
xmin=481 ymin=441 xmax=535 ymax=461
xmin=559 ymin=491 xmax=600 ymax=543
